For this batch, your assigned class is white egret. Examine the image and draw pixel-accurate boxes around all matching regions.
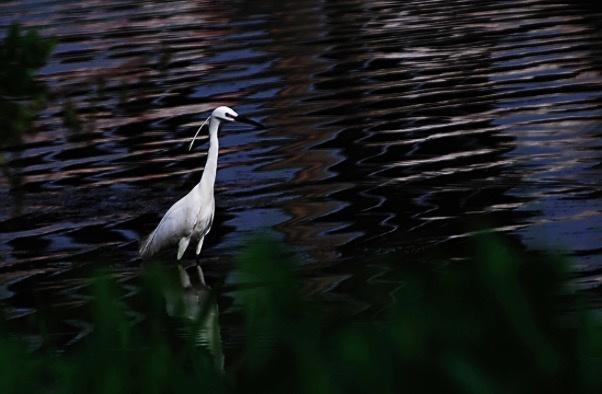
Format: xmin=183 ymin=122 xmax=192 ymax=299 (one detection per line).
xmin=139 ymin=106 xmax=264 ymax=262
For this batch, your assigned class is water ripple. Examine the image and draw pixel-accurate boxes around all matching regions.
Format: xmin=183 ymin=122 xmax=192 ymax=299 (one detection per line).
xmin=1 ymin=0 xmax=601 ymax=345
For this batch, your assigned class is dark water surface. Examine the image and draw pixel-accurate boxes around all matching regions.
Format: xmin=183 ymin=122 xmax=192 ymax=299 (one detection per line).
xmin=1 ymin=0 xmax=602 ymax=348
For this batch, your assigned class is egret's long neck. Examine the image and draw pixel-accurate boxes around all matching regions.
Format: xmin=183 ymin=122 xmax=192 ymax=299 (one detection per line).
xmin=200 ymin=117 xmax=220 ymax=190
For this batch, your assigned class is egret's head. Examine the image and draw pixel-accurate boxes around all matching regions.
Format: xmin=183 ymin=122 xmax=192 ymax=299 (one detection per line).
xmin=189 ymin=106 xmax=265 ymax=151
xmin=212 ymin=106 xmax=238 ymax=122
xmin=212 ymin=105 xmax=264 ymax=128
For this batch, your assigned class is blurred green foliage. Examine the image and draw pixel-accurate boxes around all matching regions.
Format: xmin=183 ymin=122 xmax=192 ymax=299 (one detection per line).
xmin=1 ymin=236 xmax=601 ymax=394
xmin=0 ymin=23 xmax=54 ymax=146
xmin=0 ymin=23 xmax=54 ymax=214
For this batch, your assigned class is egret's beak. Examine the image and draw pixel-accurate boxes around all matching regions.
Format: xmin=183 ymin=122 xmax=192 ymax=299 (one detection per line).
xmin=189 ymin=113 xmax=265 ymax=151
xmin=234 ymin=114 xmax=265 ymax=129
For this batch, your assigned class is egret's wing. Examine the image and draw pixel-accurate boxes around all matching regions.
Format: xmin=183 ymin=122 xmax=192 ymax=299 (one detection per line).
xmin=139 ymin=196 xmax=196 ymax=259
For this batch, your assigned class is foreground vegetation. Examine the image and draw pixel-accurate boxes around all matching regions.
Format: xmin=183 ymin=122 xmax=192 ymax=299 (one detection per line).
xmin=1 ymin=236 xmax=601 ymax=394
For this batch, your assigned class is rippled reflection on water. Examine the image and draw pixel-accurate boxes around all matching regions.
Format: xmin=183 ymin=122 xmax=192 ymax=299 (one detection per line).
xmin=1 ymin=0 xmax=601 ymax=346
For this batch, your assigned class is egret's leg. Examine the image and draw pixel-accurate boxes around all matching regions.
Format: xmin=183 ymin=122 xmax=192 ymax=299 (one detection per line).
xmin=177 ymin=236 xmax=191 ymax=260
xmin=196 ymin=236 xmax=205 ymax=256
xmin=177 ymin=264 xmax=192 ymax=288
xmin=195 ymin=237 xmax=205 ymax=277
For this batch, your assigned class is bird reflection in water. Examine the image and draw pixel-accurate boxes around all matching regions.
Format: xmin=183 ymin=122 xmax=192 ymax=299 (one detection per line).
xmin=163 ymin=264 xmax=224 ymax=371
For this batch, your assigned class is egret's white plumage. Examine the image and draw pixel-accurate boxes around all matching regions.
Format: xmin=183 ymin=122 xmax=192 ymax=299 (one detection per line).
xmin=139 ymin=106 xmax=261 ymax=261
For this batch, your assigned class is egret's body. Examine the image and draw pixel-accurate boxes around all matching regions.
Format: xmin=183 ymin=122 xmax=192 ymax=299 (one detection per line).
xmin=139 ymin=106 xmax=262 ymax=261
